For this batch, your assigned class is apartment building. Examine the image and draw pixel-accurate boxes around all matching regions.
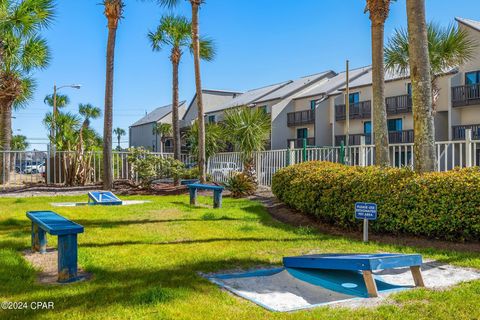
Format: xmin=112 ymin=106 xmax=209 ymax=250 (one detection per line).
xmin=129 ymin=101 xmax=186 ymax=152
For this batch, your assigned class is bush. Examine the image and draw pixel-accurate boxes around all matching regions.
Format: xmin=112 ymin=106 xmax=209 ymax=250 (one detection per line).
xmin=225 ymin=172 xmax=256 ymax=198
xmin=272 ymin=161 xmax=480 ymax=241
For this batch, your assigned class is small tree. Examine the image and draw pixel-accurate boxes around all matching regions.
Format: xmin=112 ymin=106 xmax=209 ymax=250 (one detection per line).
xmin=113 ymin=127 xmax=126 ymax=150
xmin=152 ymin=122 xmax=172 ymax=153
xmin=11 ymin=135 xmax=29 ymax=151
xmin=223 ymin=106 xmax=271 ymax=183
xmin=186 ymin=120 xmax=226 ymax=165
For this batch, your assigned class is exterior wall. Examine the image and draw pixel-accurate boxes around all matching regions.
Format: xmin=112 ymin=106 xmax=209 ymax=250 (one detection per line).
xmin=129 ymin=122 xmax=158 ymax=151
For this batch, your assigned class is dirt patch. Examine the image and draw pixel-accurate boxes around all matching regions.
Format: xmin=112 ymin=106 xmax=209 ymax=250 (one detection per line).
xmin=253 ymin=190 xmax=480 ymax=253
xmin=23 ymin=249 xmax=92 ymax=285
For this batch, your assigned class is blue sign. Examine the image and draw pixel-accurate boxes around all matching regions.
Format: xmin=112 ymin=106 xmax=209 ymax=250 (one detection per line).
xmin=355 ymin=202 xmax=377 ymax=220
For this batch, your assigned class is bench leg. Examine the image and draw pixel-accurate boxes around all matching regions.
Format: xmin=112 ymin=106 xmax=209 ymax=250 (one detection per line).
xmin=189 ymin=188 xmax=198 ymax=206
xmin=362 ymin=270 xmax=379 ymax=297
xmin=31 ymin=223 xmax=47 ymax=254
xmin=213 ymin=191 xmax=222 ymax=208
xmin=410 ymin=266 xmax=425 ymax=287
xmin=57 ymin=234 xmax=78 ymax=283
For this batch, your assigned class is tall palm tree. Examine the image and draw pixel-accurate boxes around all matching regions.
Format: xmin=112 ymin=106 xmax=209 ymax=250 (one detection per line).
xmin=405 ymin=0 xmax=435 ymax=172
xmin=153 ymin=0 xmax=208 ymax=183
xmin=223 ymin=107 xmax=271 ymax=183
xmin=78 ymin=103 xmax=101 ymax=152
xmin=365 ymin=0 xmax=392 ymax=167
xmin=102 ymin=0 xmax=124 ymax=190
xmin=152 ymin=122 xmax=172 ymax=152
xmin=385 ymin=22 xmax=476 ymax=111
xmin=148 ymin=14 xmax=215 ymax=174
xmin=44 ymin=93 xmax=70 ymax=109
xmin=113 ymin=127 xmax=126 ymax=150
xmin=0 ymin=1 xmax=52 ymax=183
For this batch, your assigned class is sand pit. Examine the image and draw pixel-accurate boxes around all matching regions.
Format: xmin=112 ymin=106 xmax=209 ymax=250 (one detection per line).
xmin=206 ymin=261 xmax=480 ymax=312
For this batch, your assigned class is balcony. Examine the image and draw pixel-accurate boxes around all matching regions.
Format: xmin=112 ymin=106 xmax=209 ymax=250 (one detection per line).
xmin=287 ymin=110 xmax=315 ymax=127
xmin=388 ymin=130 xmax=414 ymax=144
xmin=452 ymin=124 xmax=480 ymax=140
xmin=452 ymin=84 xmax=480 ymax=107
xmin=335 ymin=134 xmax=371 ymax=146
xmin=287 ymin=137 xmax=315 ymax=148
xmin=335 ymin=100 xmax=371 ymax=121
xmin=335 ymin=130 xmax=414 ymax=145
xmin=386 ymin=94 xmax=412 ymax=115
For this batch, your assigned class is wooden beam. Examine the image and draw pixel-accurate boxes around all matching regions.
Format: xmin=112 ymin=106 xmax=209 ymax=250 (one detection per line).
xmin=362 ymin=270 xmax=379 ymax=297
xmin=410 ymin=266 xmax=425 ymax=287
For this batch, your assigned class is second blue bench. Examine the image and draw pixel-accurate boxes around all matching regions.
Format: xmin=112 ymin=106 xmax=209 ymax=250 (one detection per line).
xmin=187 ymin=183 xmax=224 ymax=208
xmin=27 ymin=211 xmax=84 ymax=283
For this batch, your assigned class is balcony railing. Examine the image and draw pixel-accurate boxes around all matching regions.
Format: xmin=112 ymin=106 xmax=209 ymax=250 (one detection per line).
xmin=287 ymin=110 xmax=315 ymax=127
xmin=452 ymin=84 xmax=480 ymax=107
xmin=335 ymin=100 xmax=371 ymax=121
xmin=335 ymin=134 xmax=371 ymax=146
xmin=335 ymin=130 xmax=414 ymax=145
xmin=287 ymin=137 xmax=315 ymax=148
xmin=388 ymin=130 xmax=414 ymax=144
xmin=452 ymin=124 xmax=480 ymax=140
xmin=386 ymin=94 xmax=412 ymax=115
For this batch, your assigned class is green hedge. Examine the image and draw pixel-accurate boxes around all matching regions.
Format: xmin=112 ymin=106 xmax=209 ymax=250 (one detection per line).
xmin=272 ymin=161 xmax=480 ymax=241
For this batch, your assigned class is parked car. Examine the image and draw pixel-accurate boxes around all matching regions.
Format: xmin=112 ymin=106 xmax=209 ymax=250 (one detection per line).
xmin=23 ymin=162 xmax=46 ymax=174
xmin=210 ymin=162 xmax=239 ymax=180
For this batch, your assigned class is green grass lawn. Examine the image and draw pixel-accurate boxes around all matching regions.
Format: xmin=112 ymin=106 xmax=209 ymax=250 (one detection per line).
xmin=0 ymin=195 xmax=479 ymax=320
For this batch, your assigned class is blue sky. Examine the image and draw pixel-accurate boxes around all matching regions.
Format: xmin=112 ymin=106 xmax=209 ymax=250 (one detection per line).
xmin=14 ymin=0 xmax=480 ymax=149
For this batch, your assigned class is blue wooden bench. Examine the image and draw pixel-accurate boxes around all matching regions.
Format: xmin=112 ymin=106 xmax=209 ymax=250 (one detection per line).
xmin=187 ymin=183 xmax=224 ymax=208
xmin=26 ymin=211 xmax=84 ymax=283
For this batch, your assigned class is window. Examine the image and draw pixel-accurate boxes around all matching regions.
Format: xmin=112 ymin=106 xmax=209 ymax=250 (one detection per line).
xmin=310 ymin=100 xmax=316 ymax=110
xmin=364 ymin=121 xmax=372 ymax=135
xmin=465 ymin=71 xmax=480 ymax=85
xmin=297 ymin=128 xmax=308 ymax=139
xmin=407 ymin=83 xmax=412 ymax=96
xmin=258 ymin=105 xmax=267 ymax=113
xmin=208 ymin=115 xmax=216 ymax=123
xmin=387 ymin=118 xmax=402 ymax=132
xmin=349 ymin=92 xmax=360 ymax=104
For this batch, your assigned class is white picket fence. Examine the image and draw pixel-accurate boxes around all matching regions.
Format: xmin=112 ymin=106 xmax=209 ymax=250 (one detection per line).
xmin=3 ymin=129 xmax=479 ymax=189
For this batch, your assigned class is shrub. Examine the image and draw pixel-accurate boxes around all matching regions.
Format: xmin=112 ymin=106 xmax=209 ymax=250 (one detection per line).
xmin=272 ymin=161 xmax=480 ymax=241
xmin=225 ymin=172 xmax=256 ymax=198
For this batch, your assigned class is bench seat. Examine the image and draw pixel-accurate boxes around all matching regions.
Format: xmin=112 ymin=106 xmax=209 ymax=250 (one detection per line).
xmin=27 ymin=211 xmax=84 ymax=283
xmin=187 ymin=184 xmax=224 ymax=208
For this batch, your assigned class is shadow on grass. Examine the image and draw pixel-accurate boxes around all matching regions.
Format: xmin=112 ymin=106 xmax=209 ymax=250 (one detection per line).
xmin=72 ymin=217 xmax=244 ymax=229
xmin=81 ymin=236 xmax=313 ymax=248
xmin=1 ymin=257 xmax=273 ymax=319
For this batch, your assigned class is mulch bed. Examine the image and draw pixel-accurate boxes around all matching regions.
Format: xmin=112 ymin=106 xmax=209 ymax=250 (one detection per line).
xmin=252 ymin=191 xmax=480 ymax=253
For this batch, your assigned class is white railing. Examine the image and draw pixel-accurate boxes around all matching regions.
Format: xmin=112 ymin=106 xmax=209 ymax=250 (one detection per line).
xmin=3 ymin=129 xmax=479 ymax=189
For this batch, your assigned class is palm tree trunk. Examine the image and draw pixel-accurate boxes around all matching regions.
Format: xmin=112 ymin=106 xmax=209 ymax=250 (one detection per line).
xmin=190 ymin=0 xmax=206 ymax=183
xmin=371 ymin=19 xmax=390 ymax=167
xmin=406 ymin=0 xmax=436 ymax=172
xmin=0 ymin=100 xmax=13 ymax=184
xmin=172 ymin=50 xmax=181 ymax=186
xmin=103 ymin=24 xmax=117 ymax=190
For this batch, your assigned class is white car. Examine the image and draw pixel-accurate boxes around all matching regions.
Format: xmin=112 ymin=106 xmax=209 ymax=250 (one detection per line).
xmin=23 ymin=162 xmax=45 ymax=174
xmin=210 ymin=162 xmax=239 ymax=180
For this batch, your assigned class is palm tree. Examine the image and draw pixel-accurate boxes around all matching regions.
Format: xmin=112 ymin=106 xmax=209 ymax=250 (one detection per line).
xmin=75 ymin=104 xmax=101 ymax=185
xmin=113 ymin=127 xmax=126 ymax=150
xmin=365 ymin=0 xmax=392 ymax=167
xmin=0 ymin=1 xmax=52 ymax=182
xmin=152 ymin=122 xmax=172 ymax=153
xmin=44 ymin=93 xmax=70 ymax=109
xmin=11 ymin=135 xmax=28 ymax=151
xmin=153 ymin=0 xmax=208 ymax=183
xmin=102 ymin=0 xmax=124 ymax=190
xmin=385 ymin=22 xmax=476 ymax=111
xmin=0 ymin=0 xmax=54 ymax=63
xmin=78 ymin=103 xmax=101 ymax=153
xmin=148 ymin=14 xmax=215 ymax=172
xmin=223 ymin=107 xmax=271 ymax=183
xmin=186 ymin=120 xmax=225 ymax=163
xmin=405 ymin=0 xmax=434 ymax=172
